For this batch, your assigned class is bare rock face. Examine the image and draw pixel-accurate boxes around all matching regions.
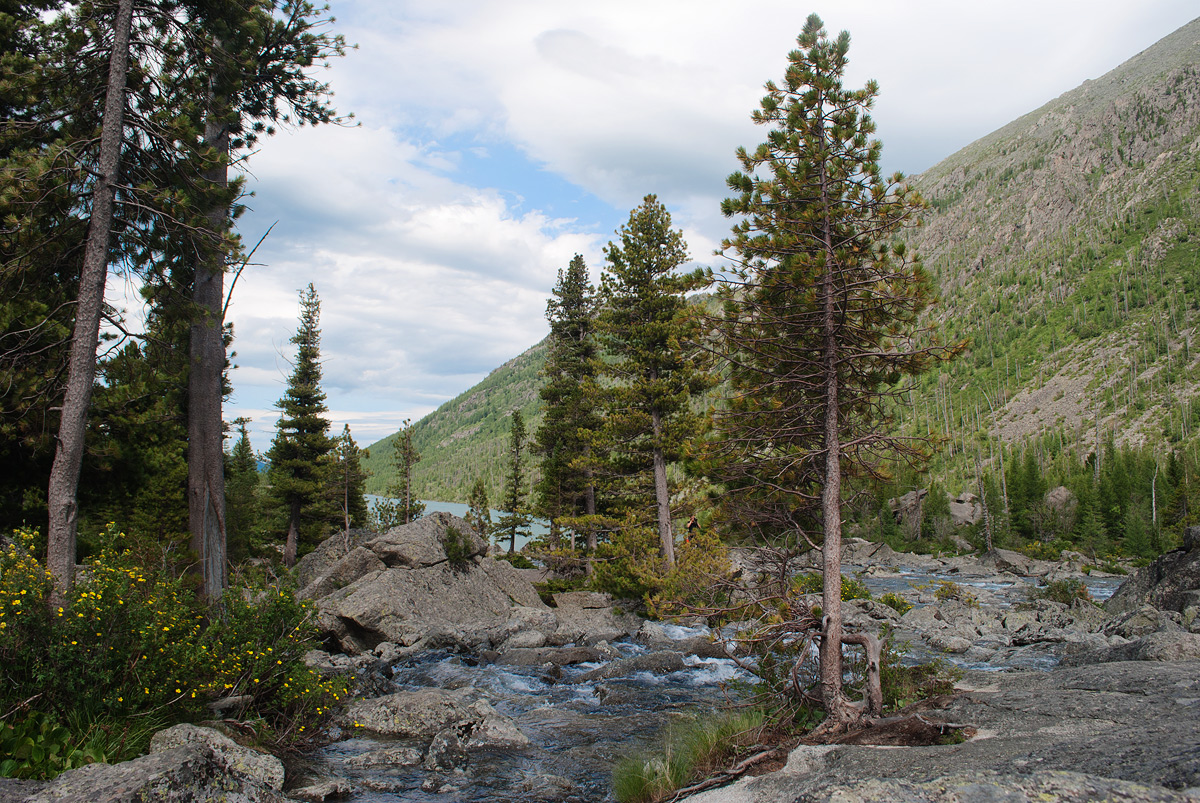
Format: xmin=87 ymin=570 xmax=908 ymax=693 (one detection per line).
xmin=948 ymin=492 xmax=984 ymax=526
xmin=1106 ymin=526 xmax=1200 ymax=616
xmin=888 ymin=489 xmax=928 ymax=538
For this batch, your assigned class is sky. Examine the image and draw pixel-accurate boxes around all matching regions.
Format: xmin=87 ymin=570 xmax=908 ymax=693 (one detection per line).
xmin=112 ymin=1 xmax=1197 ymax=454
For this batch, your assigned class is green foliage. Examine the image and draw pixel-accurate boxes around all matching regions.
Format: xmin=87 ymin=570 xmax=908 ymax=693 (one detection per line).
xmin=0 ymin=525 xmax=349 ymax=772
xmin=647 ymin=529 xmax=735 ymax=619
xmin=611 ymin=708 xmax=764 ymax=803
xmin=0 ymin=711 xmax=106 ymax=780
xmin=495 ymin=410 xmax=532 ymax=554
xmin=266 ymin=284 xmax=337 ymax=561
xmin=793 ymin=573 xmax=872 ymax=603
xmin=878 ymin=633 xmax=960 ymax=711
xmin=226 ymin=418 xmax=263 ymax=562
xmin=591 ymin=522 xmax=664 ymax=601
xmin=442 ymin=526 xmax=473 ymax=565
xmin=378 ymin=419 xmax=424 ymax=528
xmin=879 ymin=592 xmax=913 ymax=615
xmin=494 ymin=551 xmax=535 ymax=569
xmin=465 ymin=477 xmax=492 ymax=538
xmin=1030 ymin=578 xmax=1095 ymax=606
xmin=933 ymin=580 xmax=978 ymax=607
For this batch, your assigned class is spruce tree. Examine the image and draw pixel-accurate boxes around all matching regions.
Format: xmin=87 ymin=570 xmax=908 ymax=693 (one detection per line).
xmin=266 ymin=283 xmax=334 ymax=566
xmin=533 ymin=254 xmax=600 ymax=546
xmin=715 ymin=15 xmax=955 ymax=727
xmin=496 ymin=410 xmax=531 ymax=554
xmin=597 ymin=195 xmax=711 ymax=568
xmin=389 ymin=419 xmax=425 ymax=524
xmin=225 ymin=417 xmax=261 ymax=562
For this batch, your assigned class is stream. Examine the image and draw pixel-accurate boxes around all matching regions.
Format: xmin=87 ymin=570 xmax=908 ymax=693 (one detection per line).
xmin=301 ymin=566 xmax=1126 ymax=802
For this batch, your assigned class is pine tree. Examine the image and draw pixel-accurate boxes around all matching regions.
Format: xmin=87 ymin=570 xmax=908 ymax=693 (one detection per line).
xmin=533 ymin=254 xmax=600 ymax=546
xmin=266 ymin=283 xmax=334 ymax=566
xmin=225 ymin=417 xmax=261 ymax=563
xmin=715 ymin=15 xmax=954 ymax=727
xmin=389 ymin=419 xmax=425 ymax=524
xmin=496 ymin=410 xmax=531 ymax=554
xmin=466 ymin=477 xmax=492 ymax=539
xmin=597 ymin=195 xmax=711 ymax=567
xmin=329 ymin=424 xmax=369 ymax=553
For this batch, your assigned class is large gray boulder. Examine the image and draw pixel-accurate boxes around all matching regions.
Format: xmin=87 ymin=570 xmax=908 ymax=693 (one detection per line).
xmin=17 ymin=745 xmax=289 ymax=803
xmin=1106 ymin=525 xmax=1200 ymax=615
xmin=148 ymin=724 xmax=284 ymax=791
xmin=309 ymin=514 xmax=550 ymax=653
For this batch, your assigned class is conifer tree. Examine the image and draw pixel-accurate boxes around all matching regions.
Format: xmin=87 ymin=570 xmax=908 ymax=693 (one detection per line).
xmin=389 ymin=419 xmax=424 ymax=524
xmin=225 ymin=417 xmax=261 ymax=562
xmin=597 ymin=195 xmax=711 ymax=568
xmin=266 ymin=283 xmax=334 ymax=566
xmin=496 ymin=410 xmax=531 ymax=554
xmin=466 ymin=477 xmax=492 ymax=539
xmin=714 ymin=15 xmax=955 ymax=728
xmin=330 ymin=423 xmax=369 ymax=552
xmin=533 ymin=254 xmax=600 ymax=546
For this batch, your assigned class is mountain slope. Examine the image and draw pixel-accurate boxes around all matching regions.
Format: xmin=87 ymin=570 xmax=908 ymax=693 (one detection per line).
xmin=904 ymin=16 xmax=1200 ymax=475
xmin=362 ymin=341 xmax=546 ymax=504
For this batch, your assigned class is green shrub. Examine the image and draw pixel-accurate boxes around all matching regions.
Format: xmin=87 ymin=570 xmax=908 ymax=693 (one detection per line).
xmin=933 ymin=580 xmax=977 ymax=607
xmin=494 ymin=551 xmax=535 ymax=569
xmin=443 ymin=525 xmax=474 ymax=564
xmin=879 ymin=592 xmax=912 ymax=615
xmin=878 ymin=632 xmax=961 ymax=711
xmin=793 ymin=572 xmax=871 ymax=602
xmin=1030 ymin=578 xmax=1095 ymax=606
xmin=0 ymin=525 xmax=351 ymax=776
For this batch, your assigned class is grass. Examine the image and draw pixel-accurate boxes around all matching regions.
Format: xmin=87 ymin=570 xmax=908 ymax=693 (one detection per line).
xmin=612 ymin=709 xmax=765 ymax=803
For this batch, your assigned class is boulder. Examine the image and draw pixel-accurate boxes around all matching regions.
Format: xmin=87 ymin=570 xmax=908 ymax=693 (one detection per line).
xmin=1064 ymin=631 xmax=1200 ymax=665
xmin=1106 ymin=526 xmax=1200 ymax=615
xmin=298 ymin=545 xmax=385 ymax=600
xmin=19 ymin=745 xmax=289 ymax=803
xmin=148 ymin=724 xmax=284 ymax=791
xmin=948 ymin=492 xmax=983 ymax=526
xmin=294 ymin=528 xmax=376 ymax=589
xmin=979 ymin=548 xmax=1053 ymax=577
xmin=1103 ymin=604 xmax=1182 ymax=639
xmin=289 ymin=778 xmax=355 ymax=802
xmin=888 ymin=489 xmax=927 ymax=537
xmin=495 ymin=645 xmax=612 ymax=667
xmin=576 ymin=651 xmax=687 ymax=682
xmin=340 ymin=688 xmax=529 ymax=750
xmin=311 ymin=515 xmax=551 ymax=654
xmin=342 ymin=746 xmax=424 ymax=769
xmin=365 ymin=512 xmax=488 ymax=569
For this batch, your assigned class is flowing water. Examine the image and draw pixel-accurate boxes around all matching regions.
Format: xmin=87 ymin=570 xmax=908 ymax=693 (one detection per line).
xmin=305 ymin=567 xmax=1126 ymax=801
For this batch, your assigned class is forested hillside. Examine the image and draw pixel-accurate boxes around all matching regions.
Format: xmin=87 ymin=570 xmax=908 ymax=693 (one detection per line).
xmin=362 ymin=342 xmax=547 ymax=504
xmin=904 ymin=17 xmax=1200 ymax=483
xmin=368 ymin=18 xmax=1200 ymax=509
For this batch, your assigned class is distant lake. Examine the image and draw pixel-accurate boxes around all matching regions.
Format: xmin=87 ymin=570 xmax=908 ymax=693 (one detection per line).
xmin=365 ymin=495 xmax=546 ymax=552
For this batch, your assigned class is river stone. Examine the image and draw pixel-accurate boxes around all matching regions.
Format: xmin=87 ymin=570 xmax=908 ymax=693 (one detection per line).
xmin=1065 ymin=631 xmax=1200 ymax=665
xmin=343 ymin=746 xmax=424 ymax=768
xmin=464 ymin=699 xmax=531 ymax=749
xmin=901 ymin=605 xmax=944 ymax=631
xmin=289 ymin=778 xmax=355 ymax=802
xmin=928 ymin=632 xmax=973 ymax=653
xmin=342 ymin=688 xmax=475 ymax=737
xmin=693 ymin=770 xmax=1200 ymax=803
xmin=496 ymin=645 xmax=610 ymax=667
xmin=576 ymin=650 xmax=686 ymax=682
xmin=20 ymin=745 xmax=289 ymax=803
xmin=1104 ymin=604 xmax=1182 ymax=639
xmin=148 ymin=723 xmax=285 ymax=791
xmin=424 ymin=725 xmax=469 ymax=770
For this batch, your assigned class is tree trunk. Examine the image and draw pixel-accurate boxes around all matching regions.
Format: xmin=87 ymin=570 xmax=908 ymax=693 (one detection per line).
xmin=651 ymin=408 xmax=675 ymax=567
xmin=46 ymin=0 xmax=135 ymax=604
xmin=818 ymin=161 xmax=849 ymax=724
xmin=284 ymin=499 xmax=300 ymax=567
xmin=187 ymin=114 xmax=229 ymax=604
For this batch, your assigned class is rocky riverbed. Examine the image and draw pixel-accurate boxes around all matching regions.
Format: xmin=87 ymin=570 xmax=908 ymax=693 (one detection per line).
xmin=8 ymin=518 xmax=1200 ymax=802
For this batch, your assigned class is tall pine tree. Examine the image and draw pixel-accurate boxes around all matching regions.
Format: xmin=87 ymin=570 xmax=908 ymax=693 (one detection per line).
xmin=496 ymin=410 xmax=531 ymax=554
xmin=715 ymin=15 xmax=954 ymax=727
xmin=597 ymin=195 xmax=711 ymax=568
xmin=266 ymin=283 xmax=334 ymax=566
xmin=533 ymin=254 xmax=600 ymax=547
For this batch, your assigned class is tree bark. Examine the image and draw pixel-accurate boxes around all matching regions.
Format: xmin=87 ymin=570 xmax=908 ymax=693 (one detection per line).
xmin=46 ymin=0 xmax=135 ymax=604
xmin=651 ymin=408 xmax=675 ymax=567
xmin=187 ymin=113 xmax=229 ymax=603
xmin=284 ymin=499 xmax=299 ymax=567
xmin=817 ymin=153 xmax=849 ymax=724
